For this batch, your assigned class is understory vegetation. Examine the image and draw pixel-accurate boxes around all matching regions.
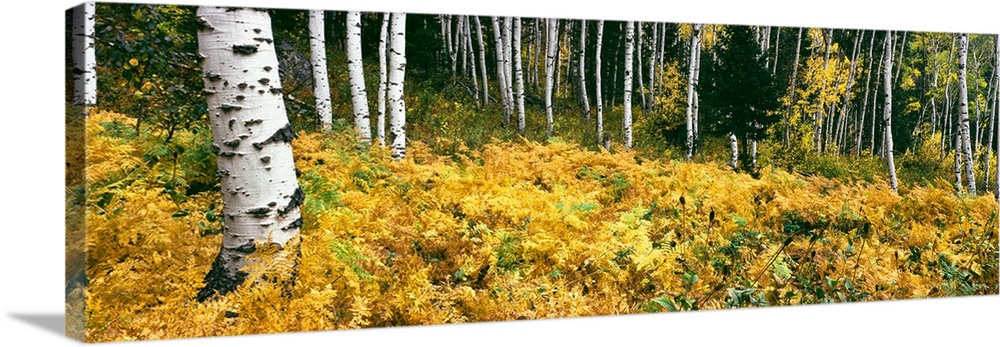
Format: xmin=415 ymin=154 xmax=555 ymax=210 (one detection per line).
xmin=71 ymin=111 xmax=998 ymax=341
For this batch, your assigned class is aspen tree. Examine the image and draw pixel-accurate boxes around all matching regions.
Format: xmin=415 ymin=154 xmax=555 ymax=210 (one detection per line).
xmin=388 ymin=13 xmax=408 ymax=160
xmin=346 ymin=11 xmax=371 ymax=145
xmin=623 ymin=21 xmax=635 ymax=149
xmin=195 ymin=7 xmax=304 ymax=301
xmin=308 ymin=10 xmax=333 ymax=130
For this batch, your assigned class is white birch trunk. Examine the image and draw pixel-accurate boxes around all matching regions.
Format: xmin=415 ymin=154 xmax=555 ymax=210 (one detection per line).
xmin=636 ymin=23 xmax=647 ymax=112
xmin=347 ymin=12 xmax=371 ymax=145
xmin=492 ymin=17 xmax=511 ymax=124
xmin=377 ymin=13 xmax=390 ymax=146
xmin=648 ymin=22 xmax=658 ymax=111
xmin=685 ymin=24 xmax=702 ymax=160
xmin=71 ymin=2 xmax=97 ymax=108
xmin=464 ymin=16 xmax=480 ymax=108
xmin=623 ymin=21 xmax=635 ymax=149
xmin=544 ymin=18 xmax=558 ymax=137
xmin=595 ymin=20 xmax=606 ymax=148
xmin=785 ymin=27 xmax=803 ymax=146
xmin=958 ymin=33 xmax=977 ymax=194
xmin=883 ymin=31 xmax=899 ymax=192
xmin=195 ymin=7 xmax=303 ymax=301
xmin=308 ymin=10 xmax=334 ymax=130
xmin=729 ymin=133 xmax=739 ymax=169
xmin=838 ymin=30 xmax=862 ymax=153
xmin=503 ymin=17 xmax=516 ymax=123
xmin=513 ymin=18 xmax=526 ymax=135
xmin=473 ymin=16 xmax=489 ymax=106
xmin=857 ymin=30 xmax=875 ymax=156
xmin=388 ymin=13 xmax=407 ymax=160
xmin=995 ymin=34 xmax=1000 ymax=199
xmin=578 ymin=19 xmax=591 ymax=119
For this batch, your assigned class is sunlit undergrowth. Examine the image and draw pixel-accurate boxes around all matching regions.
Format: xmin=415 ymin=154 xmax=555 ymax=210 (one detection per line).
xmin=79 ymin=111 xmax=998 ymax=342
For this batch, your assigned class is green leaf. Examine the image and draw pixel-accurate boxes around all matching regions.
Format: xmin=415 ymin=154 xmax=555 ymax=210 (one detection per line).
xmin=650 ymin=297 xmax=678 ymax=312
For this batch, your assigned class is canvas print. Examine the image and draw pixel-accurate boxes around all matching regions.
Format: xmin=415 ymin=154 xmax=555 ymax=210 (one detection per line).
xmin=65 ymin=1 xmax=999 ymax=342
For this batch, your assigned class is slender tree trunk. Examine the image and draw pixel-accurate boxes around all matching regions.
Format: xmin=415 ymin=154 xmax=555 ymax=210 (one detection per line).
xmin=71 ymin=2 xmax=97 ymax=110
xmin=943 ymin=34 xmax=957 ymax=159
xmin=894 ymin=31 xmax=907 ymax=86
xmin=446 ymin=15 xmax=456 ymax=75
xmin=818 ymin=29 xmax=833 ymax=153
xmin=857 ymin=30 xmax=875 ymax=156
xmin=309 ymin=10 xmax=334 ymax=130
xmin=513 ymin=18 xmax=526 ymax=135
xmin=503 ymin=17 xmax=515 ymax=119
xmin=958 ymin=33 xmax=977 ymax=194
xmin=376 ymin=13 xmax=390 ymax=146
xmin=388 ymin=13 xmax=407 ymax=160
xmin=785 ymin=27 xmax=803 ymax=146
xmin=473 ymin=16 xmax=489 ymax=106
xmin=729 ymin=133 xmax=739 ymax=169
xmin=994 ymin=34 xmax=1000 ymax=198
xmin=464 ymin=16 xmax=480 ymax=108
xmin=544 ymin=18 xmax=558 ymax=138
xmin=685 ymin=24 xmax=702 ymax=160
xmin=534 ymin=19 xmax=543 ymax=92
xmin=648 ymin=22 xmax=658 ymax=111
xmin=883 ymin=31 xmax=899 ymax=192
xmin=194 ymin=7 xmax=303 ymax=301
xmin=578 ymin=19 xmax=591 ymax=119
xmin=773 ymin=26 xmax=781 ymax=75
xmin=492 ymin=17 xmax=511 ymax=125
xmin=838 ymin=30 xmax=862 ymax=154
xmin=623 ymin=21 xmax=635 ymax=149
xmin=457 ymin=16 xmax=466 ymax=76
xmin=871 ymin=34 xmax=886 ymax=156
xmin=636 ymin=23 xmax=647 ymax=112
xmin=346 ymin=12 xmax=371 ymax=145
xmin=596 ymin=20 xmax=606 ymax=149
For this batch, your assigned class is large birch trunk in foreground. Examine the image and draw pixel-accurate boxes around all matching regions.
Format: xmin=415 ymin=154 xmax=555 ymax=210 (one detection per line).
xmin=883 ymin=31 xmax=899 ymax=192
xmin=957 ymin=33 xmax=976 ymax=194
xmin=71 ymin=2 xmax=97 ymax=109
xmin=195 ymin=7 xmax=304 ymax=301
xmin=308 ymin=10 xmax=333 ymax=130
xmin=623 ymin=21 xmax=635 ymax=149
xmin=347 ymin=12 xmax=371 ymax=145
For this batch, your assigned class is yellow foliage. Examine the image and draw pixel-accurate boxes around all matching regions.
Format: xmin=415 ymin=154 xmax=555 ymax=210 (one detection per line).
xmin=78 ymin=112 xmax=998 ymax=342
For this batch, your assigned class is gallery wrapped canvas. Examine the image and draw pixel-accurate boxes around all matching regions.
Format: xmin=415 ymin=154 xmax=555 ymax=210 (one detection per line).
xmin=64 ymin=0 xmax=999 ymax=343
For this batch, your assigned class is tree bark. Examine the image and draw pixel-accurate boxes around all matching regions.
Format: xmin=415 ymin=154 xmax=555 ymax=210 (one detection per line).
xmin=578 ymin=19 xmax=591 ymax=119
xmin=388 ymin=13 xmax=407 ymax=160
xmin=376 ymin=13 xmax=390 ymax=146
xmin=513 ymin=18 xmax=526 ymax=135
xmin=729 ymin=133 xmax=739 ymax=169
xmin=309 ymin=10 xmax=334 ymax=131
xmin=685 ymin=24 xmax=702 ymax=160
xmin=503 ymin=17 xmax=516 ymax=123
xmin=838 ymin=30 xmax=862 ymax=154
xmin=857 ymin=30 xmax=875 ymax=156
xmin=473 ymin=16 xmax=489 ymax=106
xmin=346 ymin=12 xmax=371 ymax=145
xmin=623 ymin=21 xmax=636 ymax=149
xmin=636 ymin=23 xmax=647 ymax=112
xmin=544 ymin=18 xmax=558 ymax=138
xmin=957 ymin=33 xmax=977 ymax=194
xmin=71 ymin=2 xmax=97 ymax=109
xmin=492 ymin=17 xmax=512 ymax=125
xmin=595 ymin=20 xmax=606 ymax=149
xmin=195 ymin=7 xmax=304 ymax=301
xmin=883 ymin=31 xmax=899 ymax=192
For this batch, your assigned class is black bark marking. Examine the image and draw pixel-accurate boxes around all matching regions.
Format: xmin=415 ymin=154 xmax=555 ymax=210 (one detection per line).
xmin=267 ymin=201 xmax=277 ymax=207
xmin=236 ymin=95 xmax=245 ymax=101
xmin=253 ymin=28 xmax=262 ymax=33
xmin=278 ymin=187 xmax=304 ymax=216
xmin=246 ymin=206 xmax=271 ymax=218
xmin=228 ymin=119 xmax=236 ymax=130
xmin=258 ymin=78 xmax=270 ymax=85
xmin=281 ymin=217 xmax=303 ymax=231
xmin=195 ymin=16 xmax=214 ymax=31
xmin=244 ymin=119 xmax=263 ymax=126
xmin=223 ymin=138 xmax=241 ymax=147
xmin=219 ymin=151 xmax=236 ymax=157
xmin=219 ymin=104 xmax=242 ymax=112
xmin=260 ymin=156 xmax=271 ymax=163
xmin=252 ymin=124 xmax=295 ymax=149
xmin=232 ymin=44 xmax=258 ymax=55
xmin=210 ymin=143 xmax=221 ymax=154
xmin=203 ymin=89 xmax=216 ymax=95
xmin=263 ymin=66 xmax=272 ymax=72
xmin=237 ymin=82 xmax=248 ymax=89
xmin=235 ymin=241 xmax=257 ymax=253
xmin=253 ymin=37 xmax=274 ymax=44
xmin=195 ymin=252 xmax=248 ymax=302
xmin=269 ymin=87 xmax=283 ymax=94
xmin=205 ymin=72 xmax=222 ymax=82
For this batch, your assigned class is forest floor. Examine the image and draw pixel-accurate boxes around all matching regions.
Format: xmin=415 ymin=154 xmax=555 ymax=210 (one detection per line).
xmin=69 ymin=111 xmax=998 ymax=342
